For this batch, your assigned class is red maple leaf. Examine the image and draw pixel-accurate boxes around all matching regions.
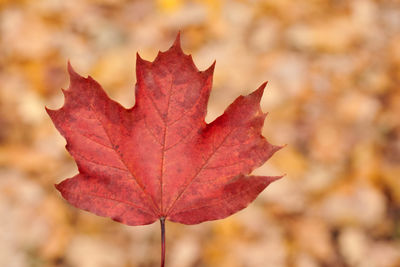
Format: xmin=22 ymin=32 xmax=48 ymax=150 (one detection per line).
xmin=46 ymin=34 xmax=283 ymax=266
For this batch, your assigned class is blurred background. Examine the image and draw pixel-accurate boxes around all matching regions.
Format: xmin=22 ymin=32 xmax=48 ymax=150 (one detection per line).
xmin=1 ymin=0 xmax=400 ymax=266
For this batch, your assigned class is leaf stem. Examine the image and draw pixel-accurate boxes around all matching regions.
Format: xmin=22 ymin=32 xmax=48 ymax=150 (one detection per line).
xmin=160 ymin=217 xmax=166 ymax=267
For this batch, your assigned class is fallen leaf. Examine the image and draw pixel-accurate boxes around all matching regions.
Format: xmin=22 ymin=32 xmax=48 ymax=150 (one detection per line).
xmin=46 ymin=34 xmax=282 ymax=226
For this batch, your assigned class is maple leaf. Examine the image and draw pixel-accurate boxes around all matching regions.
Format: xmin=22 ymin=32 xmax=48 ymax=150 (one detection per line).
xmin=46 ymin=34 xmax=283 ymax=266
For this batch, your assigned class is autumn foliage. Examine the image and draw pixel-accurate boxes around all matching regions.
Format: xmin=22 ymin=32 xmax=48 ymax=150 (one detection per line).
xmin=46 ymin=34 xmax=282 ymax=228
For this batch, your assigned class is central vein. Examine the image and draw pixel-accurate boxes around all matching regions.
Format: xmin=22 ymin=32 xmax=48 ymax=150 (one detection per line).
xmin=160 ymin=77 xmax=173 ymax=215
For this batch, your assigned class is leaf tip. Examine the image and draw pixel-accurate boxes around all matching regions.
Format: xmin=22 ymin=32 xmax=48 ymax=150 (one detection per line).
xmin=278 ymin=143 xmax=288 ymax=150
xmin=45 ymin=106 xmax=58 ymax=118
xmin=271 ymin=143 xmax=287 ymax=155
xmin=268 ymin=174 xmax=285 ymax=183
xmin=136 ymin=52 xmax=143 ymax=61
xmin=67 ymin=61 xmax=81 ymax=81
xmin=250 ymin=82 xmax=268 ymax=102
xmin=67 ymin=60 xmax=73 ymax=74
xmin=170 ymin=31 xmax=183 ymax=53
xmin=54 ymin=182 xmax=62 ymax=192
xmin=206 ymin=60 xmax=216 ymax=73
xmin=173 ymin=31 xmax=181 ymax=47
xmin=258 ymin=81 xmax=268 ymax=93
xmin=136 ymin=52 xmax=150 ymax=79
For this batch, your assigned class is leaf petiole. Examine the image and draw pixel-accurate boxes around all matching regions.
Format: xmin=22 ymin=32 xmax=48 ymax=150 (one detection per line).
xmin=160 ymin=217 xmax=166 ymax=267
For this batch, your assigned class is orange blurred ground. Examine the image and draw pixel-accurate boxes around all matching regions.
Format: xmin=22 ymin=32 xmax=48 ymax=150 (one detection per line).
xmin=0 ymin=0 xmax=400 ymax=266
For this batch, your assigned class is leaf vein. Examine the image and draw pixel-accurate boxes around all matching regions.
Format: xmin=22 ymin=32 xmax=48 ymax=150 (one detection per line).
xmin=160 ymin=79 xmax=173 ymax=214
xmin=143 ymin=119 xmax=163 ymax=146
xmin=142 ymin=89 xmax=166 ymax=124
xmin=88 ymin=103 xmax=160 ymax=215
xmin=77 ymin=132 xmax=115 ymax=150
xmin=170 ymin=177 xmax=258 ymax=216
xmin=166 ymin=90 xmax=204 ymax=127
xmin=73 ymin=189 xmax=155 ymax=215
xmin=165 ymin=127 xmax=236 ymax=215
xmin=73 ymin=152 xmax=129 ymax=172
xmin=164 ymin=125 xmax=198 ymax=151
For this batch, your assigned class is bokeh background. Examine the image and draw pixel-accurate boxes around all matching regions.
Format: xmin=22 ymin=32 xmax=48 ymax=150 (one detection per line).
xmin=1 ymin=0 xmax=400 ymax=266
